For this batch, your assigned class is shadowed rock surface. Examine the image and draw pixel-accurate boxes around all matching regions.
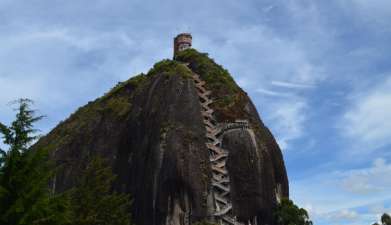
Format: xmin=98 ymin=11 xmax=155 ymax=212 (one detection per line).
xmin=33 ymin=49 xmax=289 ymax=225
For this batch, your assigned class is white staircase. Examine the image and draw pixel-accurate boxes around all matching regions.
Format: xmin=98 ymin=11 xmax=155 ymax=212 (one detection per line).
xmin=184 ymin=63 xmax=258 ymax=225
xmin=190 ymin=70 xmax=239 ymax=225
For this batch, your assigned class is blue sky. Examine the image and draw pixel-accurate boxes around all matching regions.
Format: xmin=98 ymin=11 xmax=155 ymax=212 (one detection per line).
xmin=0 ymin=1 xmax=390 ymax=224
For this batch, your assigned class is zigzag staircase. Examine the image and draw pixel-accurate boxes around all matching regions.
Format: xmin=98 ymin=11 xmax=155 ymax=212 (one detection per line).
xmin=181 ymin=63 xmax=260 ymax=225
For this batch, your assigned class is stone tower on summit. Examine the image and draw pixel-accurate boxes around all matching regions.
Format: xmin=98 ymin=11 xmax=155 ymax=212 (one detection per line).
xmin=174 ymin=33 xmax=192 ymax=57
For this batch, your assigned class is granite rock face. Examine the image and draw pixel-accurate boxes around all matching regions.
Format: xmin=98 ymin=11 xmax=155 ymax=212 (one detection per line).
xmin=33 ymin=49 xmax=289 ymax=225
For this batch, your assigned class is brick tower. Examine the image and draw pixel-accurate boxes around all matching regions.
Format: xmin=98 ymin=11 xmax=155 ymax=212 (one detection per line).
xmin=173 ymin=33 xmax=192 ymax=58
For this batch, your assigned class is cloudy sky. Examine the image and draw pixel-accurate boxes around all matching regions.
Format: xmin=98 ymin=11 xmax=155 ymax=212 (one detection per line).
xmin=1 ymin=0 xmax=390 ymax=224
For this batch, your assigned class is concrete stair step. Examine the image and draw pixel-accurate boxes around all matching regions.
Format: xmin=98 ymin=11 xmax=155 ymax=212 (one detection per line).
xmin=215 ymin=194 xmax=228 ymax=205
xmin=212 ymin=166 xmax=228 ymax=175
xmin=214 ymin=160 xmax=226 ymax=168
xmin=222 ymin=215 xmax=237 ymax=225
xmin=204 ymin=119 xmax=217 ymax=128
xmin=207 ymin=143 xmax=224 ymax=154
xmin=213 ymin=174 xmax=230 ymax=183
xmin=214 ymin=204 xmax=232 ymax=216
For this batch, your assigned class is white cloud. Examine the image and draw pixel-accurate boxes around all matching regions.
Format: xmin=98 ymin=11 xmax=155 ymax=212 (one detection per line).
xmin=340 ymin=0 xmax=391 ymax=24
xmin=0 ymin=76 xmax=46 ymax=104
xmin=204 ymin=22 xmax=323 ymax=151
xmin=265 ymin=100 xmax=308 ymax=150
xmin=326 ymin=209 xmax=359 ymax=221
xmin=271 ymin=80 xmax=315 ymax=89
xmin=369 ymin=203 xmax=391 ymax=215
xmin=341 ymin=158 xmax=391 ymax=195
xmin=291 ymin=158 xmax=391 ymax=224
xmin=262 ymin=5 xmax=275 ymax=13
xmin=203 ymin=23 xmax=324 ymax=89
xmin=341 ymin=76 xmax=391 ymax=152
xmin=255 ymin=88 xmax=293 ymax=98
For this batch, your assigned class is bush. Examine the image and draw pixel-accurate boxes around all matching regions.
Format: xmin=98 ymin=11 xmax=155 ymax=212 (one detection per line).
xmin=176 ymin=49 xmax=239 ymax=98
xmin=274 ymin=198 xmax=313 ymax=225
xmin=148 ymin=59 xmax=192 ymax=78
xmin=176 ymin=49 xmax=245 ymax=121
xmin=382 ymin=213 xmax=391 ymax=225
xmin=69 ymin=157 xmax=133 ymax=225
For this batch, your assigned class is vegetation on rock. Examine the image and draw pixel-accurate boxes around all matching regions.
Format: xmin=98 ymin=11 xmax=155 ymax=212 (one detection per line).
xmin=148 ymin=59 xmax=192 ymax=78
xmin=69 ymin=156 xmax=132 ymax=225
xmin=175 ymin=49 xmax=248 ymax=121
xmin=102 ymin=73 xmax=147 ymax=101
xmin=176 ymin=49 xmax=239 ymax=96
xmin=40 ymin=73 xmax=148 ymax=154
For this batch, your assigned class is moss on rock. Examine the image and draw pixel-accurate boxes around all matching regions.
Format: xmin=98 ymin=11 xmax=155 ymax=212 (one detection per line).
xmin=39 ymin=73 xmax=149 ymax=153
xmin=176 ymin=49 xmax=239 ymax=95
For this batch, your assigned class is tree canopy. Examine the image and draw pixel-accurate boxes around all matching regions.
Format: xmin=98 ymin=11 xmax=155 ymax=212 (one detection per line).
xmin=0 ymin=99 xmax=133 ymax=225
xmin=275 ymin=198 xmax=313 ymax=225
xmin=0 ymin=99 xmax=70 ymax=225
xmin=381 ymin=213 xmax=391 ymax=225
xmin=69 ymin=156 xmax=132 ymax=225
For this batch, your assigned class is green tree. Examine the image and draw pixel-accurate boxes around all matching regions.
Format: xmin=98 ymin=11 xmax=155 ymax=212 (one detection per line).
xmin=69 ymin=156 xmax=132 ymax=225
xmin=372 ymin=213 xmax=391 ymax=225
xmin=0 ymin=99 xmax=70 ymax=225
xmin=381 ymin=213 xmax=391 ymax=225
xmin=275 ymin=198 xmax=313 ymax=225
